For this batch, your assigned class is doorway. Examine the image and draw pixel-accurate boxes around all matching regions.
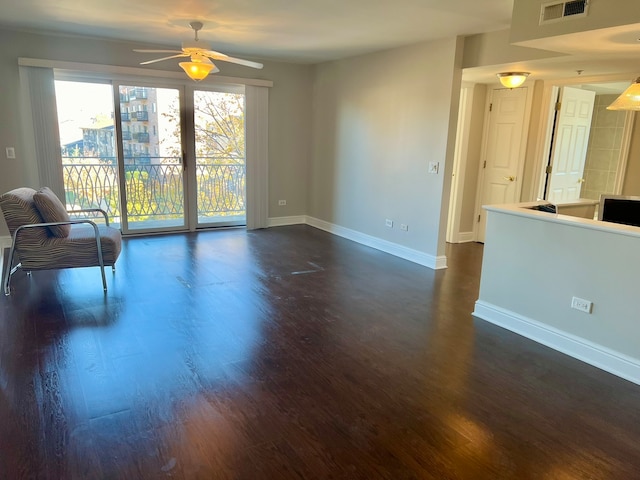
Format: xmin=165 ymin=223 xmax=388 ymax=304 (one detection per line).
xmin=536 ymin=81 xmax=636 ymax=205
xmin=545 ymin=86 xmax=595 ymax=202
xmin=446 ymin=78 xmax=637 ymax=244
xmin=474 ymin=85 xmax=532 ymax=242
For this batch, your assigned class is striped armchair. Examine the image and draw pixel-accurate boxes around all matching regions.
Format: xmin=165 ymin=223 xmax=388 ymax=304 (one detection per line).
xmin=0 ymin=187 xmax=122 ymax=295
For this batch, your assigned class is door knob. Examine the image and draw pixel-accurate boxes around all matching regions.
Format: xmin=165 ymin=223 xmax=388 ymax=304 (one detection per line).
xmin=578 ymin=178 xmax=585 ymax=183
xmin=503 ymin=176 xmax=516 ymax=182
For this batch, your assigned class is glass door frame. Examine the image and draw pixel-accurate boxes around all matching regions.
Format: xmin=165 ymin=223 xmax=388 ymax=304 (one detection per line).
xmin=54 ymin=71 xmax=254 ymax=236
xmin=184 ymin=83 xmax=247 ymax=230
xmin=113 ymin=79 xmax=190 ymax=235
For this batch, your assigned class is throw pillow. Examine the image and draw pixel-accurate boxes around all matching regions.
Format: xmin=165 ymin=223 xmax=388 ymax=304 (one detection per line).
xmin=33 ymin=187 xmax=71 ymax=238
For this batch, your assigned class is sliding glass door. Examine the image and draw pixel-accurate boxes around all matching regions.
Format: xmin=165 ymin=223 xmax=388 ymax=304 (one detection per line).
xmin=117 ymin=84 xmax=186 ymax=233
xmin=54 ymin=80 xmax=122 ymax=227
xmin=55 ymin=79 xmax=248 ymax=234
xmin=193 ymin=87 xmax=246 ymax=227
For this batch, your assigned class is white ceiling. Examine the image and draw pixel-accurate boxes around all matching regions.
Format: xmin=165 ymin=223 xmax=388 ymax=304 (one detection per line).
xmin=0 ymin=0 xmax=514 ymax=63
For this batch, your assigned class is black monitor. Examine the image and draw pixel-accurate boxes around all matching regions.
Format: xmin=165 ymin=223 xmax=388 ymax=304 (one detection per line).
xmin=598 ymin=195 xmax=640 ymax=227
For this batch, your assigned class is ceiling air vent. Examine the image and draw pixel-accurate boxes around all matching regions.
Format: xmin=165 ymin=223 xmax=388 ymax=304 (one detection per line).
xmin=540 ymin=0 xmax=589 ymax=24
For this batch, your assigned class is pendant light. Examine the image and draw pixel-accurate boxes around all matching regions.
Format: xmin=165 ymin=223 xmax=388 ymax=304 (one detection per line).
xmin=607 ymin=77 xmax=640 ymax=110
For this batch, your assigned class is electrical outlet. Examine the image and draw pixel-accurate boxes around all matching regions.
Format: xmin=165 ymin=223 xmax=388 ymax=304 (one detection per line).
xmin=6 ymin=147 xmax=15 ymax=159
xmin=571 ymin=296 xmax=592 ymax=314
xmin=400 ymin=224 xmax=408 ymax=231
xmin=428 ymin=161 xmax=439 ymax=174
xmin=385 ymin=219 xmax=393 ymax=228
xmin=278 ymin=200 xmax=286 ymax=206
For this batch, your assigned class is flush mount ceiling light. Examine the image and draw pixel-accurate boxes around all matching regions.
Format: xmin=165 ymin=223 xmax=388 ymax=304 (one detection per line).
xmin=134 ymin=21 xmax=263 ymax=82
xmin=607 ymin=77 xmax=640 ymax=110
xmin=496 ymin=72 xmax=530 ymax=89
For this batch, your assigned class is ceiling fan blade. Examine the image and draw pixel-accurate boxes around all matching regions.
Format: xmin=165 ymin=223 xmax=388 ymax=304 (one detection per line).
xmin=204 ymin=51 xmax=264 ymax=69
xmin=134 ymin=49 xmax=184 ymax=54
xmin=140 ymin=54 xmax=188 ymax=65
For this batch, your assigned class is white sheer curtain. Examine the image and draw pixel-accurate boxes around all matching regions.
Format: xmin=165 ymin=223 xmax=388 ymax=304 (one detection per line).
xmin=245 ymin=85 xmax=269 ymax=230
xmin=20 ymin=66 xmax=65 ymax=201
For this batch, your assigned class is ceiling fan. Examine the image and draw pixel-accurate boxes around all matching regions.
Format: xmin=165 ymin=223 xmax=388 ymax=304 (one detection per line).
xmin=134 ymin=21 xmax=264 ymax=81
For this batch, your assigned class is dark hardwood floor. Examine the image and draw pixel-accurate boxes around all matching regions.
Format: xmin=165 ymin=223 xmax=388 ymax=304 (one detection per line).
xmin=1 ymin=225 xmax=640 ymax=479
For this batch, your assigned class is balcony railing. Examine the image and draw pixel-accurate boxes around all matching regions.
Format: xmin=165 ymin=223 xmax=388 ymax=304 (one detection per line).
xmin=131 ymin=156 xmax=151 ymax=164
xmin=133 ymin=132 xmax=150 ymax=143
xmin=61 ymin=157 xmax=246 ymax=225
xmin=121 ymin=112 xmax=130 ymax=122
xmin=134 ymin=111 xmax=149 ymax=121
xmin=195 ymin=158 xmax=246 ymax=218
xmin=129 ymin=88 xmax=148 ymax=100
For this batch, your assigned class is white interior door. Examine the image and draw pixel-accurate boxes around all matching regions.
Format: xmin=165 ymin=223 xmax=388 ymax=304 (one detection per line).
xmin=547 ymin=86 xmax=595 ymax=203
xmin=476 ymin=87 xmax=529 ymax=242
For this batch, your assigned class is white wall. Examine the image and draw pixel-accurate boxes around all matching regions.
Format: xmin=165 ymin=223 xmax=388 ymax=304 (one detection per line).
xmin=519 ymin=80 xmax=546 ymax=202
xmin=622 ymin=116 xmax=640 ymax=196
xmin=0 ymin=28 xmax=313 ymax=235
xmin=459 ymin=84 xmax=486 ymax=233
xmin=511 ymin=0 xmax=640 ymax=45
xmin=309 ymin=37 xmax=464 ymax=263
xmin=462 ymin=28 xmax=565 ymax=69
xmin=475 ymin=206 xmax=640 ymax=383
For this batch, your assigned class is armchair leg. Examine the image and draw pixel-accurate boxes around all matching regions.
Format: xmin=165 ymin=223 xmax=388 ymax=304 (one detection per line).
xmin=3 ymin=244 xmax=18 ymax=296
xmin=91 ymin=224 xmax=107 ymax=293
xmin=100 ymin=264 xmax=107 ymax=292
xmin=2 ymin=248 xmax=10 ymax=296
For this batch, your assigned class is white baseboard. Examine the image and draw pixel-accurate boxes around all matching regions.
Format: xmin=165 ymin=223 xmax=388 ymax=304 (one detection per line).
xmin=267 ymin=215 xmax=306 ymax=227
xmin=305 ymin=216 xmax=446 ymax=270
xmin=448 ymin=231 xmax=475 ymax=243
xmin=474 ymin=300 xmax=640 ymax=386
xmin=457 ymin=231 xmax=475 ymax=243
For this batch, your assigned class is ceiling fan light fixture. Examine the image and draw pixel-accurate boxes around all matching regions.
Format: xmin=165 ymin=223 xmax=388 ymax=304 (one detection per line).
xmin=497 ymin=72 xmax=530 ymax=89
xmin=607 ymin=77 xmax=640 ymax=110
xmin=179 ymin=57 xmax=216 ymax=81
xmin=135 ymin=21 xmax=263 ymax=75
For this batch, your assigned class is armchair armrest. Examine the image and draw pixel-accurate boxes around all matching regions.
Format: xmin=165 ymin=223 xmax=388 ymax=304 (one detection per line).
xmin=11 ymin=218 xmax=105 ymax=270
xmin=68 ymin=208 xmax=110 ymax=226
xmin=5 ymin=218 xmax=107 ymax=295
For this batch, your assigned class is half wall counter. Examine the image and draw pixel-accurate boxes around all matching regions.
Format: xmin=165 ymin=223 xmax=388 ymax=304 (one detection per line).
xmin=474 ymin=202 xmax=640 ymax=385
